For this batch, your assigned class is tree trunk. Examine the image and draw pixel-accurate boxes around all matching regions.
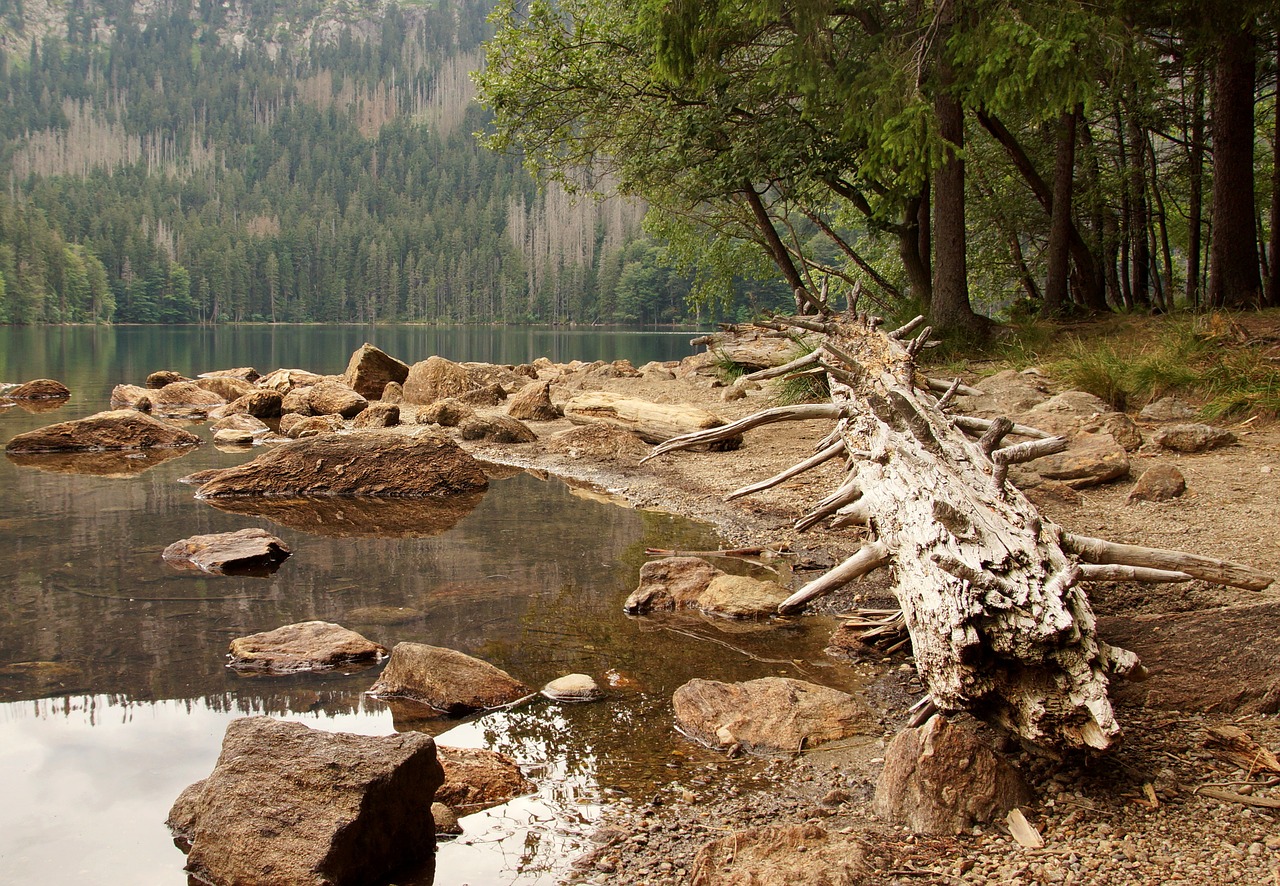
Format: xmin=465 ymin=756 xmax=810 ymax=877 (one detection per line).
xmin=900 ymin=194 xmax=933 ymax=309
xmin=1043 ymin=108 xmax=1078 ymax=318
xmin=1126 ymin=106 xmax=1150 ymax=308
xmin=1268 ymin=32 xmax=1280 ymax=307
xmin=1208 ymin=27 xmax=1262 ymax=308
xmin=1187 ymin=65 xmax=1206 ymax=308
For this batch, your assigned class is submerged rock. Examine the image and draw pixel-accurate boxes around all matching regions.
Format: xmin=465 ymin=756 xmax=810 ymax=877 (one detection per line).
xmin=163 ymin=527 xmax=292 ymax=576
xmin=193 ymin=431 xmax=489 ymax=498
xmin=4 ymin=409 xmax=201 ymax=453
xmin=435 ymin=745 xmax=536 ymax=813
xmin=167 ymin=717 xmax=442 ymax=886
xmin=203 ymin=491 xmax=486 ymax=538
xmin=541 ymin=673 xmax=603 ymax=702
xmin=672 ymin=676 xmax=866 ymax=755
xmin=366 ymin=642 xmax=531 ymax=715
xmin=227 ymin=621 xmax=387 ymax=673
xmin=624 ymin=556 xmax=725 ymax=614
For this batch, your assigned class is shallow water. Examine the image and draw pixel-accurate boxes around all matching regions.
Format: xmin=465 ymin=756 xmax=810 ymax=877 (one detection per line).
xmin=0 ymin=326 xmax=856 ymax=884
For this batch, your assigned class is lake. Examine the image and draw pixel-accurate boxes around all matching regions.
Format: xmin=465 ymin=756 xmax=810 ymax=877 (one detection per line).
xmin=0 ymin=325 xmax=849 ymax=885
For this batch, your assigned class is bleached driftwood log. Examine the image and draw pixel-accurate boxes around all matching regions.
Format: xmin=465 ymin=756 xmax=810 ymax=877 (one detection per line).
xmin=563 ymin=390 xmax=742 ymax=447
xmin=650 ymin=311 xmax=1274 ymax=753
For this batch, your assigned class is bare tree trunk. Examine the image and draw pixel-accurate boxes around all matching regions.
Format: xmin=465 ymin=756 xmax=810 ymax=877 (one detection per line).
xmin=1187 ymin=65 xmax=1206 ymax=308
xmin=900 ymin=193 xmax=934 ymax=309
xmin=1208 ymin=27 xmax=1263 ymax=309
xmin=1269 ymin=32 xmax=1280 ymax=307
xmin=1126 ymin=105 xmax=1151 ymax=308
xmin=1043 ymin=108 xmax=1078 ymax=318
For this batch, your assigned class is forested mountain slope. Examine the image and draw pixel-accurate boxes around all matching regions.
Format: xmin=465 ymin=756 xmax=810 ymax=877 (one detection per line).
xmin=0 ymin=0 xmax=716 ymax=324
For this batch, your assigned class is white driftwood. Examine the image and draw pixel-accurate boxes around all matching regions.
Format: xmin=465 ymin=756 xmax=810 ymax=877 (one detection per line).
xmin=562 ymin=391 xmax=739 ymax=446
xmin=643 ymin=403 xmax=841 ymax=461
xmin=1077 ymin=564 xmax=1193 ymax=583
xmin=777 ymin=542 xmax=891 ymax=614
xmin=1063 ymin=533 xmax=1274 ymax=591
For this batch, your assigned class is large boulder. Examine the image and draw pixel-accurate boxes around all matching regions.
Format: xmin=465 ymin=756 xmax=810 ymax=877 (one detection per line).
xmin=221 ymin=389 xmax=284 ymax=420
xmin=690 ymin=822 xmax=869 ymax=886
xmin=344 ymin=343 xmax=410 ymax=400
xmin=672 ymin=677 xmax=866 ymax=755
xmin=435 ymin=745 xmax=536 ymax=813
xmin=308 ymin=380 xmax=368 ymax=418
xmin=563 ymin=390 xmax=741 ymax=447
xmin=193 ymin=375 xmax=255 ymax=402
xmin=696 ymin=574 xmax=791 ymax=618
xmin=366 ymin=642 xmax=531 ymax=715
xmin=417 ymin=397 xmax=476 ymax=427
xmin=163 ymin=528 xmax=292 ymax=575
xmin=403 ymin=356 xmax=482 ymax=405
xmin=624 ymin=557 xmax=725 ymax=614
xmin=193 ymin=432 xmax=490 ymax=498
xmin=873 ymin=714 xmax=1032 ymax=835
xmin=352 ymin=402 xmax=400 ymax=429
xmin=227 ymin=621 xmax=388 ymax=673
xmin=258 ymin=368 xmax=325 ymax=394
xmin=199 ymin=367 xmax=260 ymax=383
xmin=458 ymin=414 xmax=536 ymax=443
xmin=167 ymin=717 xmax=443 ymax=886
xmin=9 ymin=378 xmax=70 ymax=400
xmin=1027 ymin=431 xmax=1130 ymax=488
xmin=151 ymin=381 xmax=225 ymax=414
xmin=505 ymin=379 xmax=560 ymax=421
xmin=109 ymin=384 xmax=152 ymax=411
xmin=4 ymin=410 xmax=201 ymax=453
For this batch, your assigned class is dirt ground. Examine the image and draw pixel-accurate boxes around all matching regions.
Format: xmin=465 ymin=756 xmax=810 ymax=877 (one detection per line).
xmin=458 ymin=349 xmax=1280 ymax=886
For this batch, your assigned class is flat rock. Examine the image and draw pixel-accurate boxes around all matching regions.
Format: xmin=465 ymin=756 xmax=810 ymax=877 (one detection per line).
xmin=213 ymin=427 xmax=254 ymax=446
xmin=959 ymin=369 xmax=1051 ymax=416
xmin=307 ymin=380 xmax=368 ymax=418
xmin=1027 ymin=390 xmax=1111 ymax=417
xmin=163 ymin=527 xmax=292 ymax=575
xmin=624 ymin=557 xmax=725 ymax=614
xmin=167 ymin=717 xmax=442 ymax=886
xmin=435 ymin=745 xmax=535 ymax=813
xmin=210 ymin=413 xmax=270 ymax=435
xmin=690 ymin=822 xmax=869 ymax=886
xmin=696 ymin=574 xmax=790 ymax=618
xmin=1153 ymin=423 xmax=1237 ymax=452
xmin=352 ymin=402 xmax=400 ymax=429
xmin=541 ymin=673 xmax=603 ymax=702
xmin=199 ymin=367 xmax=260 ymax=383
xmin=151 ymin=381 xmax=225 ymax=413
xmin=344 ymin=343 xmax=410 ymax=400
xmin=1140 ymin=396 xmax=1198 ymax=422
xmin=9 ymin=378 xmax=70 ymax=400
xmin=459 ymin=414 xmax=536 ymax=443
xmin=109 ymin=383 xmax=152 ymax=411
xmin=281 ymin=414 xmax=342 ymax=438
xmin=403 ymin=355 xmax=482 ymax=405
xmin=1128 ymin=464 xmax=1186 ymax=503
xmin=193 ymin=376 xmax=255 ymax=402
xmin=506 ymin=380 xmax=560 ymax=421
xmin=228 ymin=621 xmax=387 ymax=673
xmin=545 ymin=424 xmax=649 ymax=460
xmin=672 ymin=676 xmax=866 ymax=755
xmin=258 ymin=368 xmax=325 ymax=393
xmin=1031 ymin=430 xmax=1130 ymax=487
xmin=874 ymin=714 xmax=1032 ymax=835
xmin=1100 ymin=603 xmax=1280 ymax=715
xmin=4 ymin=409 xmax=202 ymax=453
xmin=193 ymin=432 xmax=489 ymax=498
xmin=366 ymin=642 xmax=531 ymax=715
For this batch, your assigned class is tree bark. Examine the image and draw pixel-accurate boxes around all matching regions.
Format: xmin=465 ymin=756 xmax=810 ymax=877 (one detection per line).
xmin=1125 ymin=104 xmax=1150 ymax=308
xmin=1187 ymin=63 xmax=1206 ymax=308
xmin=1268 ymin=32 xmax=1280 ymax=307
xmin=1043 ymin=108 xmax=1078 ymax=318
xmin=1207 ymin=27 xmax=1263 ymax=308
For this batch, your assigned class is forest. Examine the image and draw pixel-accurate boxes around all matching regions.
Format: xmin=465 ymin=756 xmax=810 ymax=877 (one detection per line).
xmin=479 ymin=0 xmax=1279 ymax=337
xmin=0 ymin=0 xmax=759 ymax=325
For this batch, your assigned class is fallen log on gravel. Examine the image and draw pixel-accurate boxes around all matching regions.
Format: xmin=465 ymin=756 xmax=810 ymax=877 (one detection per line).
xmin=651 ymin=309 xmax=1274 ymax=753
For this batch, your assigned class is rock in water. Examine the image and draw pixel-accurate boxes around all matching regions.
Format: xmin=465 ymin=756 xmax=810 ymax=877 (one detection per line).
xmin=344 ymin=343 xmax=410 ymax=400
xmin=227 ymin=621 xmax=387 ymax=673
xmin=672 ymin=677 xmax=866 ymax=755
xmin=163 ymin=527 xmax=291 ymax=575
xmin=193 ymin=431 xmax=489 ymax=498
xmin=4 ymin=409 xmax=201 ymax=453
xmin=624 ymin=557 xmax=724 ymax=614
xmin=366 ymin=642 xmax=530 ymax=715
xmin=435 ymin=745 xmax=536 ymax=812
xmin=167 ymin=717 xmax=443 ymax=886
xmin=541 ymin=673 xmax=603 ymax=702
xmin=873 ymin=714 xmax=1031 ymax=835
xmin=8 ymin=378 xmax=70 ymax=400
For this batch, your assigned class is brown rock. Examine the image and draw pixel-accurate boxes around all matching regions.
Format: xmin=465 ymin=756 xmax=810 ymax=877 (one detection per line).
xmin=545 ymin=424 xmax=649 ymax=460
xmin=194 ymin=432 xmax=489 ymax=497
xmin=456 ymin=382 xmax=507 ymax=407
xmin=459 ymin=414 xmax=536 ymax=443
xmin=222 ymin=389 xmax=284 ymax=419
xmin=1100 ymin=603 xmax=1280 ymax=715
xmin=540 ymin=673 xmax=603 ymax=702
xmin=1128 ymin=464 xmax=1187 ymax=503
xmin=417 ymin=397 xmax=476 ymax=427
xmin=4 ymin=409 xmax=201 ymax=453
xmin=352 ymin=402 xmax=400 ymax=429
xmin=874 ymin=715 xmax=1031 ymax=835
xmin=146 ymin=370 xmax=189 ymax=389
xmin=381 ymin=381 xmax=405 ymax=404
xmin=227 ymin=621 xmax=387 ymax=673
xmin=199 ymin=367 xmax=260 ymax=383
xmin=506 ymin=380 xmax=560 ymax=421
xmin=1023 ymin=479 xmax=1083 ymax=509
xmin=435 ymin=745 xmax=535 ymax=813
xmin=1139 ymin=396 xmax=1198 ymax=422
xmin=343 ymin=343 xmax=410 ymax=400
xmin=403 ymin=356 xmax=482 ymax=405
xmin=696 ymin=574 xmax=789 ymax=618
xmin=9 ymin=378 xmax=70 ymax=400
xmin=109 ymin=383 xmax=152 ymax=411
xmin=1028 ymin=390 xmax=1112 ymax=417
xmin=959 ymin=369 xmax=1050 ymax=416
xmin=212 ymin=427 xmax=254 ymax=446
xmin=431 ymin=802 xmax=461 ymax=836
xmin=624 ymin=557 xmax=725 ymax=614
xmin=690 ymin=822 xmax=869 ymax=886
xmin=366 ymin=642 xmax=531 ymax=715
xmin=1033 ymin=431 xmax=1130 ymax=487
xmin=672 ymin=676 xmax=866 ymax=755
xmin=210 ymin=413 xmax=270 ymax=435
xmin=307 ymin=380 xmax=368 ymax=418
xmin=167 ymin=717 xmax=442 ymax=886
xmin=281 ymin=385 xmax=315 ymax=415
xmin=192 ymin=376 xmax=254 ymax=402
xmin=282 ymin=414 xmax=342 ymax=439
xmin=1153 ymin=423 xmax=1237 ymax=452
xmin=163 ymin=528 xmax=292 ymax=575
xmin=151 ymin=381 xmax=225 ymax=413
xmin=1085 ymin=411 xmax=1145 ymax=452
xmin=257 ymin=368 xmax=325 ymax=394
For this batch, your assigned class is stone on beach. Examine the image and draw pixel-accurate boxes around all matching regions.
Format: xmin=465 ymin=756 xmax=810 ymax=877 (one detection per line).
xmin=4 ymin=409 xmax=202 ymax=453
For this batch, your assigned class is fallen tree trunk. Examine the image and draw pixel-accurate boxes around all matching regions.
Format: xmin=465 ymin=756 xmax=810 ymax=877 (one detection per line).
xmin=652 ymin=311 xmax=1274 ymax=753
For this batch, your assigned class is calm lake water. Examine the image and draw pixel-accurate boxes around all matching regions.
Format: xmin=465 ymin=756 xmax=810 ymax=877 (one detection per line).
xmin=0 ymin=325 xmax=853 ymax=885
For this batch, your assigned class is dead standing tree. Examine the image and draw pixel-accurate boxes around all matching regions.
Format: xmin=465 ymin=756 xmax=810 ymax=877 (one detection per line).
xmin=647 ymin=308 xmax=1274 ymax=754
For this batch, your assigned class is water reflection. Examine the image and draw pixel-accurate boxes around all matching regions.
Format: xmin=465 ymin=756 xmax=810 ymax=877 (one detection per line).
xmin=6 ymin=446 xmax=196 ymax=478
xmin=203 ymin=491 xmax=488 ymax=538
